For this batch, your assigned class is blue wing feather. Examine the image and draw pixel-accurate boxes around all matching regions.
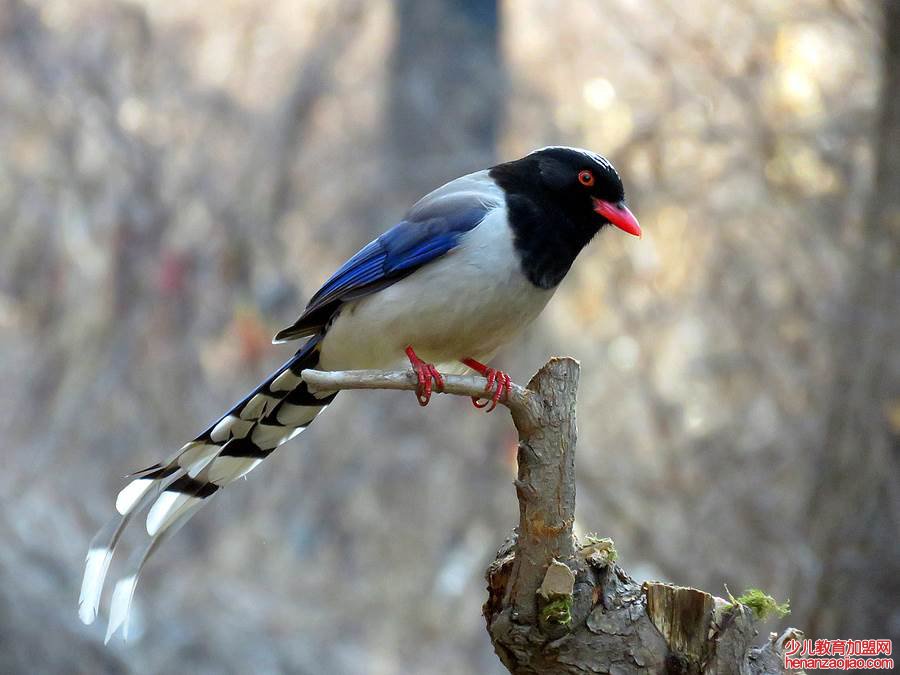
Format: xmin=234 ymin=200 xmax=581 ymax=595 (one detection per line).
xmin=273 ymin=199 xmax=492 ymax=342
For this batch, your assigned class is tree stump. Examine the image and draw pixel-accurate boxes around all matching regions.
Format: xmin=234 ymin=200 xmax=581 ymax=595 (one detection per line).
xmin=303 ymin=358 xmax=803 ymax=674
xmin=481 ymin=358 xmax=802 ymax=675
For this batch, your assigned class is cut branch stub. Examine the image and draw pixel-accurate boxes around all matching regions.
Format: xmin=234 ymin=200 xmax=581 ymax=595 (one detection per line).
xmin=297 ymin=359 xmax=803 ymax=674
xmin=644 ymin=582 xmax=716 ymax=664
xmin=505 ymin=357 xmax=580 ymax=625
xmin=481 ymin=358 xmax=803 ymax=675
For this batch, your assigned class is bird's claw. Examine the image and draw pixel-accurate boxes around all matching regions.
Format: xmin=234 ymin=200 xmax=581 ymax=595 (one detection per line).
xmin=406 ymin=346 xmax=444 ymax=406
xmin=470 ymin=367 xmax=510 ymax=413
xmin=460 ymin=358 xmax=510 ymax=413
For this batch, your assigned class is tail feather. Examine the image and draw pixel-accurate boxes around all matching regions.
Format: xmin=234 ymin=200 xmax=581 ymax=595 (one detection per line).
xmin=80 ymin=335 xmax=336 ymax=639
xmin=105 ymin=477 xmax=210 ymax=644
xmin=79 ymin=467 xmax=183 ymax=625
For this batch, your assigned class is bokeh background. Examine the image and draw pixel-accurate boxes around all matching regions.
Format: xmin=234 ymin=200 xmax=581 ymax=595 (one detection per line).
xmin=1 ymin=0 xmax=898 ymax=673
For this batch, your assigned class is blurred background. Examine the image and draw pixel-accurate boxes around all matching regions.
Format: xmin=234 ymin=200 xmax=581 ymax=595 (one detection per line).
xmin=0 ymin=0 xmax=897 ymax=672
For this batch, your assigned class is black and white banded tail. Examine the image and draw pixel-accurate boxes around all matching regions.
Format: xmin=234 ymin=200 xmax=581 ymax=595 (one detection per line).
xmin=79 ymin=335 xmax=335 ymax=642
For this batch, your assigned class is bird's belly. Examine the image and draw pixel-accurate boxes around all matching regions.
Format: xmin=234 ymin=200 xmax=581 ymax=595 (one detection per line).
xmin=318 ymin=251 xmax=554 ymax=371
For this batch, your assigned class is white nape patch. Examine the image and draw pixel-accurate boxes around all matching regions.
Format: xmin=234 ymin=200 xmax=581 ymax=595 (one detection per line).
xmin=208 ymin=456 xmax=262 ymax=485
xmin=115 ymin=479 xmax=153 ymax=515
xmin=105 ymin=574 xmax=138 ymax=644
xmin=239 ymin=393 xmax=278 ymax=420
xmin=78 ymin=548 xmax=113 ymax=625
xmin=406 ymin=169 xmax=502 ymax=218
xmin=146 ymin=491 xmax=201 ymax=537
xmin=530 ymin=146 xmax=619 ymax=180
xmin=275 ymin=402 xmax=322 ymax=426
xmin=271 ymin=368 xmax=302 ymax=392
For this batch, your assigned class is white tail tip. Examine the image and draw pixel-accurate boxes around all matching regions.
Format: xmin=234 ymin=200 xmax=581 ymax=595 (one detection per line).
xmin=115 ymin=478 xmax=153 ymax=515
xmin=78 ymin=547 xmax=113 ymax=625
xmin=105 ymin=574 xmax=138 ymax=644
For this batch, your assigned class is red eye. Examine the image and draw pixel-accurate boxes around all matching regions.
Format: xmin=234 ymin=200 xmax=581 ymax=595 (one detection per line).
xmin=578 ymin=170 xmax=595 ymax=187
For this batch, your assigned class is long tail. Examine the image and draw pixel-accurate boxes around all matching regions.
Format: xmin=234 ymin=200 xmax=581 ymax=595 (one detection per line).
xmin=78 ymin=335 xmax=336 ymax=642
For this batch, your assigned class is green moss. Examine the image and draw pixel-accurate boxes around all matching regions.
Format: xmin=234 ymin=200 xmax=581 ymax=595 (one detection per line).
xmin=580 ymin=535 xmax=618 ymax=564
xmin=724 ymin=587 xmax=790 ymax=620
xmin=540 ymin=596 xmax=573 ymax=627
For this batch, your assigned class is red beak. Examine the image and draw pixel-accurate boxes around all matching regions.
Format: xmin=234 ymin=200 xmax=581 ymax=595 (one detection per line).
xmin=592 ymin=198 xmax=641 ymax=237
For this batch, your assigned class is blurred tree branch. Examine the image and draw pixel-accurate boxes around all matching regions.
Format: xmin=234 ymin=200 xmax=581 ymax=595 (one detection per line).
xmin=386 ymin=0 xmax=502 ymax=212
xmin=304 ymin=359 xmax=802 ymax=674
xmin=266 ymin=1 xmax=365 ymax=229
xmin=803 ymin=0 xmax=900 ymax=639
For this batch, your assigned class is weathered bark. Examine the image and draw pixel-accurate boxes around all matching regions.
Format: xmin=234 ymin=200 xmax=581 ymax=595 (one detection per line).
xmin=303 ymin=359 xmax=803 ymax=674
xmin=482 ymin=359 xmax=802 ymax=674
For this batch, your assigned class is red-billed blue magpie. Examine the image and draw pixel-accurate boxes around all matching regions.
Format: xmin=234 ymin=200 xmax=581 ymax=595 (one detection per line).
xmin=79 ymin=146 xmax=640 ymax=640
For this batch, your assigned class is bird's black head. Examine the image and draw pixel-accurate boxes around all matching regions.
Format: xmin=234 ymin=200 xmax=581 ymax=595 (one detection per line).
xmin=490 ymin=146 xmax=640 ymax=289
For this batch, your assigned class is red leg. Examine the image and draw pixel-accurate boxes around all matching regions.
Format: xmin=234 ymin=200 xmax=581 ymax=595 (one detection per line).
xmin=406 ymin=346 xmax=445 ymax=406
xmin=461 ymin=358 xmax=511 ymax=413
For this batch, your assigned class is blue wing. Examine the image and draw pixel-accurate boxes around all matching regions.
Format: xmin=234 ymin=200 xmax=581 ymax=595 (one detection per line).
xmin=273 ymin=189 xmax=495 ymax=343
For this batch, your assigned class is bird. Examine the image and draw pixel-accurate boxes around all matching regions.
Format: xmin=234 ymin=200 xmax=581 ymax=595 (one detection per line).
xmin=78 ymin=145 xmax=641 ymax=641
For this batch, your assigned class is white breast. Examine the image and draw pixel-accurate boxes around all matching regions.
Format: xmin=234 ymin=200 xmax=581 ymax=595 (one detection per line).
xmin=318 ymin=207 xmax=555 ymax=371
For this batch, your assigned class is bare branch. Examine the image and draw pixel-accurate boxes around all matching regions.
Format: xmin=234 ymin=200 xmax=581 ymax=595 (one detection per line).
xmin=300 ymin=367 xmax=541 ymax=425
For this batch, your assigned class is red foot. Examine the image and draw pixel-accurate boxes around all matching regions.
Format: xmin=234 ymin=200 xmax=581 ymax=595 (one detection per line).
xmin=406 ymin=346 xmax=445 ymax=406
xmin=461 ymin=358 xmax=511 ymax=413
